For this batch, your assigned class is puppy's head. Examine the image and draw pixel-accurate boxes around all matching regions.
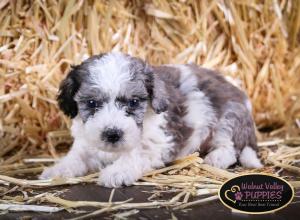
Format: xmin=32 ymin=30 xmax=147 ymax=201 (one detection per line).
xmin=58 ymin=52 xmax=169 ymax=152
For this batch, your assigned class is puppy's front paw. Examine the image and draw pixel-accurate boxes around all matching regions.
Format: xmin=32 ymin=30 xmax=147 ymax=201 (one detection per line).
xmin=98 ymin=166 xmax=141 ymax=188
xmin=39 ymin=163 xmax=81 ymax=179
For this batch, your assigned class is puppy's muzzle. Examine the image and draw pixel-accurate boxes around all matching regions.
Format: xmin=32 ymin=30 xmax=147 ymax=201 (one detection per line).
xmin=101 ymin=127 xmax=124 ymax=144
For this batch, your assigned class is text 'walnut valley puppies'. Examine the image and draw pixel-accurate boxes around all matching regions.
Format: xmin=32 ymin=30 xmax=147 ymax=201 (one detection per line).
xmin=40 ymin=52 xmax=262 ymax=188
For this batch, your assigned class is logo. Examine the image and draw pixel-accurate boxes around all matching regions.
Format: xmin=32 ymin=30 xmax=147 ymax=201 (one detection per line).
xmin=219 ymin=174 xmax=294 ymax=214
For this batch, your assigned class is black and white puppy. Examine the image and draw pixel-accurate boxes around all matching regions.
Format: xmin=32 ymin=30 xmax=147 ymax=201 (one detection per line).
xmin=40 ymin=52 xmax=262 ymax=187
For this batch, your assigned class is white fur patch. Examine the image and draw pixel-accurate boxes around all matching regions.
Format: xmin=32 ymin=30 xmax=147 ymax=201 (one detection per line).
xmin=239 ymin=146 xmax=263 ymax=168
xmin=245 ymin=99 xmax=252 ymax=113
xmin=178 ymin=65 xmax=198 ymax=94
xmin=176 ymin=65 xmax=217 ymax=157
xmin=142 ymin=108 xmax=175 ymax=164
xmin=99 ymin=148 xmax=144 ymax=187
xmin=224 ymin=75 xmax=242 ymax=89
xmin=98 ymin=142 xmax=165 ymax=187
xmin=40 ymin=138 xmax=90 ymax=179
xmin=204 ymin=146 xmax=237 ymax=169
xmin=89 ymin=52 xmax=131 ymax=97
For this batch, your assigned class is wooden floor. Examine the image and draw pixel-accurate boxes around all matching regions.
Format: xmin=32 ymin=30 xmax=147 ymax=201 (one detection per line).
xmin=2 ymin=184 xmax=300 ymax=220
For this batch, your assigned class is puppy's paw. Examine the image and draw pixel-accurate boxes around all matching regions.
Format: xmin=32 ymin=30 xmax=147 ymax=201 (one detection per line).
xmin=98 ymin=165 xmax=141 ymax=188
xmin=39 ymin=163 xmax=81 ymax=179
xmin=239 ymin=146 xmax=263 ymax=168
xmin=204 ymin=147 xmax=237 ymax=169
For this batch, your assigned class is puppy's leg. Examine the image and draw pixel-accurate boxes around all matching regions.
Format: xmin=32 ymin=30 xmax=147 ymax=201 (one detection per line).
xmin=204 ymin=132 xmax=237 ymax=169
xmin=205 ymin=102 xmax=262 ymax=169
xmin=99 ymin=147 xmax=162 ymax=188
xmin=204 ymin=109 xmax=238 ymax=169
xmin=40 ymin=140 xmax=89 ymax=179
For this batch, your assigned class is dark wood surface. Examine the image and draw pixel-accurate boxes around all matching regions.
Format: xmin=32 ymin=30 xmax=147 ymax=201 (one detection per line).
xmin=1 ymin=184 xmax=299 ymax=220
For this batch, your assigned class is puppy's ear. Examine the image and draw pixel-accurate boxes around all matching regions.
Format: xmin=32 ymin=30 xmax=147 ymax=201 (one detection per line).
xmin=57 ymin=66 xmax=81 ymax=118
xmin=144 ymin=65 xmax=169 ymax=114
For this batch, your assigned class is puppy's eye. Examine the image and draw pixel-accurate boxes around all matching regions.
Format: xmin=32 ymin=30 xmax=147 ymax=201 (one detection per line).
xmin=127 ymin=99 xmax=139 ymax=109
xmin=87 ymin=100 xmax=100 ymax=108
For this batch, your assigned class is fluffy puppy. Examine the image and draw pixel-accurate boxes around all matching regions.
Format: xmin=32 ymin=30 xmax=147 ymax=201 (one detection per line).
xmin=40 ymin=52 xmax=262 ymax=187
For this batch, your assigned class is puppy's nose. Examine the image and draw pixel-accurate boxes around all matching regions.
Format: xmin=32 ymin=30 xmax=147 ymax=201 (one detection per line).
xmin=102 ymin=128 xmax=124 ymax=144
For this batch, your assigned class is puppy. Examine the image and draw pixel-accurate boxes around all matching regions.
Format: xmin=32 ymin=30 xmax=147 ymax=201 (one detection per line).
xmin=40 ymin=52 xmax=262 ymax=187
